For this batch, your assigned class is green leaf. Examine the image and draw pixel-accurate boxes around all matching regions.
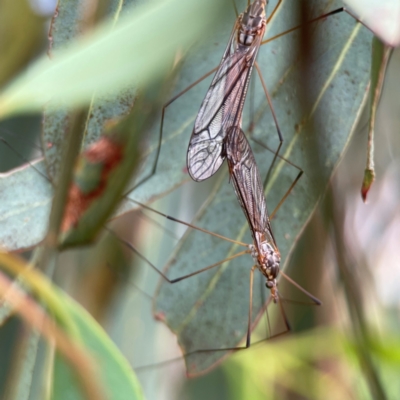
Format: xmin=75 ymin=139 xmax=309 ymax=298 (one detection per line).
xmin=48 ymin=0 xmax=87 ymax=52
xmin=0 ymin=160 xmax=52 ymax=251
xmin=0 ymin=0 xmax=229 ymax=251
xmin=0 ymin=0 xmax=228 ymax=117
xmin=5 ymin=329 xmax=41 ymax=400
xmin=0 ymin=252 xmax=143 ymax=400
xmin=59 ymin=77 xmax=173 ymax=248
xmin=42 ymin=0 xmax=137 ymax=181
xmin=53 ymin=291 xmax=144 ymax=400
xmin=223 ymin=328 xmax=360 ymax=400
xmin=153 ymin=0 xmax=373 ymax=375
xmin=0 ymin=0 xmax=43 ymax=88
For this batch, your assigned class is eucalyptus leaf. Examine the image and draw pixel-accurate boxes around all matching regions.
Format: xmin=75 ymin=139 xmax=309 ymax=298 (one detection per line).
xmin=59 ymin=76 xmax=174 ymax=248
xmin=0 ymin=0 xmax=228 ymax=117
xmin=42 ymin=0 xmax=86 ymax=181
xmin=152 ymin=0 xmax=373 ymax=375
xmin=42 ymin=0 xmax=137 ymax=181
xmin=0 ymin=0 xmax=229 ymax=251
xmin=53 ymin=291 xmax=143 ymax=400
xmin=0 ymin=160 xmax=51 ymax=251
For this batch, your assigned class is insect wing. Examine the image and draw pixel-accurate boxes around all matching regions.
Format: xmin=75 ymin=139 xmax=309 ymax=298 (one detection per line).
xmin=225 ymin=127 xmax=275 ymax=245
xmin=187 ymin=29 xmax=264 ymax=182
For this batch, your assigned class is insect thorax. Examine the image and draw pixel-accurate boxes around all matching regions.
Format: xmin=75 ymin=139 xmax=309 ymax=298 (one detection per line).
xmin=238 ymin=1 xmax=266 ymax=46
xmin=249 ymin=240 xmax=280 ymax=285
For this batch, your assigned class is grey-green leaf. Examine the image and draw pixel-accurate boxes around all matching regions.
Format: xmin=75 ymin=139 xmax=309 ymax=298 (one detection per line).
xmin=0 ymin=0 xmax=229 ymax=251
xmin=42 ymin=0 xmax=137 ymax=181
xmin=153 ymin=0 xmax=373 ymax=375
xmin=0 ymin=161 xmax=51 ymax=251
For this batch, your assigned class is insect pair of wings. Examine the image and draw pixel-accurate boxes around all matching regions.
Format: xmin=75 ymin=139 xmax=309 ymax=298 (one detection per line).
xmin=187 ymin=1 xmax=266 ymax=182
xmin=186 ymin=0 xmax=280 ymax=286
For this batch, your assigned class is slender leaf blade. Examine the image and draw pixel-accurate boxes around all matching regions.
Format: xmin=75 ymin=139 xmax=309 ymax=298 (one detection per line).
xmin=53 ymin=291 xmax=144 ymax=400
xmin=0 ymin=0 xmax=228 ymax=116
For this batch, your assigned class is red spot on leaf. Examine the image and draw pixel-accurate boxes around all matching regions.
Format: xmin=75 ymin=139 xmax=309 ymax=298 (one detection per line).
xmin=61 ymin=136 xmax=124 ymax=232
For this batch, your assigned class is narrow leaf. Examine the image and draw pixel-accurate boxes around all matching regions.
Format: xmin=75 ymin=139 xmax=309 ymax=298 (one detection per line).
xmin=0 ymin=0 xmax=228 ymax=117
xmin=0 ymin=252 xmax=143 ymax=400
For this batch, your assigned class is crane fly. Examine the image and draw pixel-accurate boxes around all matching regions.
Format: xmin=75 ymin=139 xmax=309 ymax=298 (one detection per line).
xmin=113 ymin=135 xmax=320 ymax=377
xmin=0 ymin=0 xmax=372 ymax=385
xmin=221 ymin=126 xmax=320 ymax=346
xmin=0 ymin=123 xmax=317 ymax=377
xmin=187 ymin=0 xmax=282 ymax=182
xmin=145 ymin=0 xmax=349 ymax=194
xmin=224 ymin=127 xmax=281 ymax=301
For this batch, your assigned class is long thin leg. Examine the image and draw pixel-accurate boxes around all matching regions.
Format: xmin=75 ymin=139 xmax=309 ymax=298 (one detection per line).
xmin=231 ymin=0 xmax=238 ymax=18
xmin=129 ymin=66 xmax=218 ymax=193
xmin=135 ymin=288 xmax=292 ymax=374
xmin=107 ymin=227 xmax=250 ymax=283
xmin=128 ymin=199 xmax=248 ymax=247
xmin=0 ymin=137 xmax=49 ymax=182
xmin=254 ymin=61 xmax=283 ymax=143
xmin=251 ymin=61 xmax=283 ymax=189
xmin=259 ymin=261 xmax=271 ymax=338
xmin=261 ymin=8 xmax=345 ymax=46
xmin=112 ymin=262 xmax=320 ymax=320
xmin=252 ymin=137 xmax=303 ymax=189
xmin=266 ymin=0 xmax=283 ymax=24
xmin=0 ymin=128 xmax=43 ymax=154
xmin=277 ymin=293 xmax=291 ymax=332
xmin=249 ymin=135 xmax=304 ymax=220
xmin=279 ymin=297 xmax=321 ymax=307
xmin=245 ymin=265 xmax=257 ymax=347
xmin=280 ymin=271 xmax=321 ymax=305
xmin=270 ymin=169 xmax=303 ymax=220
xmin=136 ymin=210 xmax=180 ymax=241
xmin=136 ymin=265 xmax=264 ymax=372
xmin=181 ymin=264 xmax=257 ymax=353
